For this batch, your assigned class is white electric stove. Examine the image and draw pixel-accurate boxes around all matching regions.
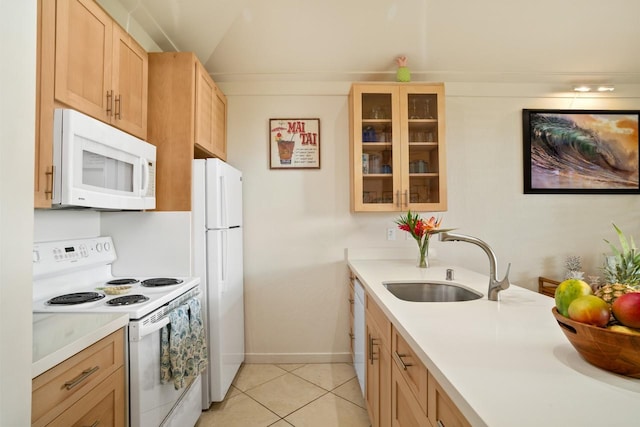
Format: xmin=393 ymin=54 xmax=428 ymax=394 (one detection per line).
xmin=32 ymin=236 xmax=203 ymax=427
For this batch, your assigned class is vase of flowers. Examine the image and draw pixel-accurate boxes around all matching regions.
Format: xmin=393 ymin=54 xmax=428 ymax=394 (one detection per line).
xmin=396 ymin=211 xmax=453 ymax=268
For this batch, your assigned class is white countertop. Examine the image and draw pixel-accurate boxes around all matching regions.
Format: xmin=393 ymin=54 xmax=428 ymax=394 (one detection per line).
xmin=32 ymin=312 xmax=129 ymax=378
xmin=348 ymin=258 xmax=640 ymax=427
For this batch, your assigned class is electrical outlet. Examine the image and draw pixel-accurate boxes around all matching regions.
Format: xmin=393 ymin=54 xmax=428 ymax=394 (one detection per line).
xmin=387 ymin=228 xmax=396 ymax=241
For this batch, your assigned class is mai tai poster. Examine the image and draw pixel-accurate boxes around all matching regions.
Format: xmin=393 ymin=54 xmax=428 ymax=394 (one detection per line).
xmin=523 ymin=109 xmax=640 ymax=194
xmin=269 ymin=118 xmax=320 ymax=169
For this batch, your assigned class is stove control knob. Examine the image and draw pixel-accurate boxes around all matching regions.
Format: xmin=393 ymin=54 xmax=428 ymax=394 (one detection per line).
xmin=96 ymin=242 xmax=103 ymax=252
xmin=33 ymin=250 xmax=40 ymax=263
xmin=104 ymin=241 xmax=111 ymax=251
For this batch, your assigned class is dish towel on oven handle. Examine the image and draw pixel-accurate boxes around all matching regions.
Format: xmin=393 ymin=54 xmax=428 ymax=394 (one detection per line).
xmin=160 ymin=297 xmax=208 ymax=389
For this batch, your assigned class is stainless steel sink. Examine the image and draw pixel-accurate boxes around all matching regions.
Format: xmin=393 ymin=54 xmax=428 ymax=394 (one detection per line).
xmin=383 ymin=281 xmax=483 ymax=302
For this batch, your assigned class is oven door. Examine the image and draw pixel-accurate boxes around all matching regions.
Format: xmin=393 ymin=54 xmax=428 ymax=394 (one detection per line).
xmin=128 ymin=316 xmax=202 ymax=427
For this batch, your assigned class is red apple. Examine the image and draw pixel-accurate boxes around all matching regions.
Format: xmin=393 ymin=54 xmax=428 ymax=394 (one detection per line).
xmin=567 ymin=295 xmax=610 ymax=327
xmin=612 ymin=292 xmax=640 ymax=328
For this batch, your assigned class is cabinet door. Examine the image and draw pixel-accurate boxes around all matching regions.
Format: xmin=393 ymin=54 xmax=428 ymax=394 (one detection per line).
xmin=35 ymin=0 xmax=56 ymax=208
xmin=350 ymin=84 xmax=402 ymax=212
xmin=366 ymin=323 xmax=381 ymax=427
xmin=399 ymin=85 xmax=447 ymax=211
xmin=427 ymin=373 xmax=471 ymax=427
xmin=112 ymin=25 xmax=148 ymax=139
xmin=349 ymin=281 xmax=355 ymax=357
xmin=391 ymin=363 xmax=431 ymax=427
xmin=55 ymin=0 xmax=112 ymax=122
xmin=210 ymin=84 xmax=227 ymax=160
xmin=392 ymin=327 xmax=428 ymax=414
xmin=366 ymin=296 xmax=391 ymax=427
xmin=194 ymin=62 xmax=215 ymax=154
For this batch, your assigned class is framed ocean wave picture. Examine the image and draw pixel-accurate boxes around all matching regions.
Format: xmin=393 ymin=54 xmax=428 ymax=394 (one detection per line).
xmin=523 ymin=109 xmax=640 ymax=194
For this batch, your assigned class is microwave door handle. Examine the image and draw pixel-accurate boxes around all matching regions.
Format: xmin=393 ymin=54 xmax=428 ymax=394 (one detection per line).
xmin=140 ymin=158 xmax=150 ymax=196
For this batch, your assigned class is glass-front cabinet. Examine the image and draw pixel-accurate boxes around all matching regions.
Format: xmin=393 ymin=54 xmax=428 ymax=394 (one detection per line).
xmin=349 ymin=83 xmax=447 ymax=212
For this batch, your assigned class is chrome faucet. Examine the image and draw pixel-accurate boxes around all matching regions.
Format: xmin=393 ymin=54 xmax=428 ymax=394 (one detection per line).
xmin=439 ymin=231 xmax=511 ymax=301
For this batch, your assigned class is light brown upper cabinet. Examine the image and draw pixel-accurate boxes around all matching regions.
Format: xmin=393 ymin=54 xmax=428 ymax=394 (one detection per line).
xmin=54 ymin=0 xmax=148 ymax=139
xmin=34 ymin=0 xmax=148 ymax=208
xmin=349 ymin=83 xmax=447 ymax=212
xmin=195 ymin=64 xmax=227 ymax=158
xmin=147 ymin=52 xmax=227 ymax=211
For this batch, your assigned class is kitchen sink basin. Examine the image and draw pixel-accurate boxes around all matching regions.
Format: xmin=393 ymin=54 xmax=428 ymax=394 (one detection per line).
xmin=383 ymin=281 xmax=483 ymax=302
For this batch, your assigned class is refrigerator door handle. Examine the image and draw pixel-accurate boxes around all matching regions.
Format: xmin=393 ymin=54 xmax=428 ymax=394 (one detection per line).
xmin=221 ymin=229 xmax=228 ymax=292
xmin=220 ymin=175 xmax=228 ymax=228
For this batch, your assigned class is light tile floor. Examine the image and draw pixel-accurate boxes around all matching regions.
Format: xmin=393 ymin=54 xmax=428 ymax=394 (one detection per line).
xmin=197 ymin=363 xmax=371 ymax=427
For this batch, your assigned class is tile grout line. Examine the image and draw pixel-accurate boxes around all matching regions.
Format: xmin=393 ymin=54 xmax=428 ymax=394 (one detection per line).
xmin=221 ymin=364 xmax=366 ymax=426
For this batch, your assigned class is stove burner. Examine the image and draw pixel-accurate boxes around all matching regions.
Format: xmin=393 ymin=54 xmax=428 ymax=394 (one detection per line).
xmin=106 ymin=294 xmax=150 ymax=306
xmin=107 ymin=278 xmax=139 ymax=285
xmin=47 ymin=292 xmax=105 ymax=305
xmin=141 ymin=278 xmax=184 ymax=287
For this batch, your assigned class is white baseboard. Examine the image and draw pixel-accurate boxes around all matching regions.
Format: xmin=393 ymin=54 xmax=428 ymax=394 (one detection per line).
xmin=244 ymin=352 xmax=353 ymax=364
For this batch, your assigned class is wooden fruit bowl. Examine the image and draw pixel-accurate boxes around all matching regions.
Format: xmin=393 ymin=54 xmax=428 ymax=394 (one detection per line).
xmin=552 ymin=307 xmax=640 ymax=378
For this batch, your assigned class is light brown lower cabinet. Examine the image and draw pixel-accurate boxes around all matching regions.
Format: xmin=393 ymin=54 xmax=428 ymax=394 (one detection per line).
xmin=32 ymin=329 xmax=125 ymax=427
xmin=362 ymin=288 xmax=471 ymax=427
xmin=366 ymin=295 xmax=391 ymax=427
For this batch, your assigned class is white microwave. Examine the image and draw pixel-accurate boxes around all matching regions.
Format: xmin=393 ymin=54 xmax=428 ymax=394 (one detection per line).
xmin=52 ymin=109 xmax=156 ymax=210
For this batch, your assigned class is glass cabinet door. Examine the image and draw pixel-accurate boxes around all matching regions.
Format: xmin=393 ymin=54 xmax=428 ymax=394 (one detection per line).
xmin=399 ymin=87 xmax=443 ymax=208
xmin=351 ymin=85 xmax=400 ymax=211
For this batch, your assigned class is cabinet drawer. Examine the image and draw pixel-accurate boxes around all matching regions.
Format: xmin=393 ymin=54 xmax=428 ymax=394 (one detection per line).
xmin=48 ymin=366 xmax=125 ymax=427
xmin=365 ymin=294 xmax=391 ymax=346
xmin=391 ymin=362 xmax=431 ymax=427
xmin=392 ymin=327 xmax=428 ymax=415
xmin=427 ymin=372 xmax=471 ymax=427
xmin=32 ymin=329 xmax=124 ymax=427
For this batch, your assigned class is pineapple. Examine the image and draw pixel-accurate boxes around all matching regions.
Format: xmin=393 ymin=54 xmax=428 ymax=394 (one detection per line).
xmin=595 ymin=283 xmax=636 ymax=305
xmin=602 ymin=224 xmax=640 ymax=289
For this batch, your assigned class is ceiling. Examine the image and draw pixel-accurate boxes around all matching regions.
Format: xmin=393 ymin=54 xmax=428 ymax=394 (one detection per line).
xmin=112 ymin=0 xmax=640 ymax=84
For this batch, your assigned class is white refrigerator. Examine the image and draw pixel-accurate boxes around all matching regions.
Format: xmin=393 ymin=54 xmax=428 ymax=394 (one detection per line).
xmin=192 ymin=158 xmax=245 ymax=409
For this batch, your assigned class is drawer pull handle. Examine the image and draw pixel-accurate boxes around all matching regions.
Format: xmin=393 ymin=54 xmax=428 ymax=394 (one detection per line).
xmin=64 ymin=366 xmax=99 ymax=390
xmin=393 ymin=351 xmax=413 ymax=370
xmin=89 ymin=422 xmax=100 ymax=427
xmin=349 ymin=298 xmax=354 ymax=304
xmin=437 ymin=420 xmax=445 ymax=427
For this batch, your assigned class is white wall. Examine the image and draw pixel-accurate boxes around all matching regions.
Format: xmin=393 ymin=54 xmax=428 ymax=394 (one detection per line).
xmin=221 ymin=81 xmax=640 ymax=362
xmin=0 ymin=1 xmax=36 ymax=425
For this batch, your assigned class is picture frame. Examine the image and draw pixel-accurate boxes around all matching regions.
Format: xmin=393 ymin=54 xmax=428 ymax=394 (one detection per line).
xmin=269 ymin=118 xmax=320 ymax=169
xmin=522 ymin=109 xmax=640 ymax=194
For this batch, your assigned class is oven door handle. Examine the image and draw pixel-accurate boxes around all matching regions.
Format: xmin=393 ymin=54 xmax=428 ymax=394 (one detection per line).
xmin=129 ymin=316 xmax=170 ymax=342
